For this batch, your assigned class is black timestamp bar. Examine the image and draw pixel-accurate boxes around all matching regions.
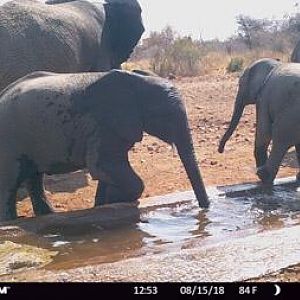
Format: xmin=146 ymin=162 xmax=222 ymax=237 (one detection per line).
xmin=0 ymin=282 xmax=299 ymax=299
xmin=132 ymin=283 xmax=297 ymax=298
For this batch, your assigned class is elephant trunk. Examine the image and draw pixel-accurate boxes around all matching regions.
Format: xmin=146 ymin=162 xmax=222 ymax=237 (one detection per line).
xmin=218 ymin=95 xmax=245 ymax=153
xmin=175 ymin=125 xmax=209 ymax=208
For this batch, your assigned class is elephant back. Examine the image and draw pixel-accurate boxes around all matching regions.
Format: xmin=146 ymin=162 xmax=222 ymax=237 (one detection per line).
xmin=0 ymin=0 xmax=105 ymax=91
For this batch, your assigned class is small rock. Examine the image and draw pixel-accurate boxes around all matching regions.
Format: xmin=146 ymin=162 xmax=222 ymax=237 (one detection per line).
xmin=210 ymin=160 xmax=218 ymax=166
xmin=147 ymin=146 xmax=154 ymax=152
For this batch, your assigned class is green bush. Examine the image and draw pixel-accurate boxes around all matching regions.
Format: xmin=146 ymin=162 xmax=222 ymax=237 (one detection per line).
xmin=151 ymin=37 xmax=202 ymax=77
xmin=227 ymin=57 xmax=244 ymax=72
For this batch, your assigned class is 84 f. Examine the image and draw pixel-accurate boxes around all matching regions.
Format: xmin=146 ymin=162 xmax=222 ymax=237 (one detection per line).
xmin=239 ymin=286 xmax=258 ymax=295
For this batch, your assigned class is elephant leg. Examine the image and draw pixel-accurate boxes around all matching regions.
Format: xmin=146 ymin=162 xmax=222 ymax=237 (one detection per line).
xmin=254 ymin=108 xmax=271 ymax=169
xmin=94 ymin=181 xmax=108 ymax=206
xmin=0 ymin=186 xmax=18 ymax=222
xmin=95 ymin=160 xmax=144 ymax=206
xmin=0 ymin=161 xmax=20 ymax=222
xmin=254 ymin=144 xmax=269 ymax=169
xmin=95 ymin=181 xmax=138 ymax=206
xmin=295 ymin=144 xmax=300 ymax=180
xmin=26 ymin=173 xmax=53 ymax=216
xmin=257 ymin=141 xmax=289 ymax=185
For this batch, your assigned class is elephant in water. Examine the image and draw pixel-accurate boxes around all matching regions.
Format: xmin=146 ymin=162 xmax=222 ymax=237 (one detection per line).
xmin=0 ymin=0 xmax=144 ymax=91
xmin=219 ymin=58 xmax=300 ymax=184
xmin=0 ymin=70 xmax=209 ymax=222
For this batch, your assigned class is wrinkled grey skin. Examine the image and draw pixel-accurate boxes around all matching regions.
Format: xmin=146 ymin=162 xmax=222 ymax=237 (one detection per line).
xmin=219 ymin=58 xmax=300 ymax=184
xmin=0 ymin=70 xmax=209 ymax=221
xmin=0 ymin=0 xmax=144 ymax=91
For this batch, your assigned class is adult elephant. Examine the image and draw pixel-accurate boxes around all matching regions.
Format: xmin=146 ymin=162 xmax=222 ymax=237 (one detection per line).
xmin=0 ymin=0 xmax=144 ymax=91
xmin=0 ymin=70 xmax=209 ymax=221
xmin=218 ymin=58 xmax=300 ymax=184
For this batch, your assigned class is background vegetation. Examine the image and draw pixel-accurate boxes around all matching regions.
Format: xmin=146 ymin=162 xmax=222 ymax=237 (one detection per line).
xmin=124 ymin=13 xmax=300 ymax=77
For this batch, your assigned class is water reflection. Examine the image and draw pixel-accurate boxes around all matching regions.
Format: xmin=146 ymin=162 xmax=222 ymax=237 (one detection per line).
xmin=223 ymin=183 xmax=300 ymax=232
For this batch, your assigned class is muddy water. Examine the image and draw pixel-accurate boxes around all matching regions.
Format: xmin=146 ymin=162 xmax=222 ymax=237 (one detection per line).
xmin=1 ymin=178 xmax=300 ymax=277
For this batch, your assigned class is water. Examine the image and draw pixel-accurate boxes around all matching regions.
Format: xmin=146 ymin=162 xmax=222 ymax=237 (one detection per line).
xmin=0 ymin=178 xmax=300 ymax=277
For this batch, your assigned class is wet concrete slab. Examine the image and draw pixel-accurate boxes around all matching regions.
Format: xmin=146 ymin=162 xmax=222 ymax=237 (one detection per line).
xmin=4 ymin=225 xmax=299 ymax=282
xmin=0 ymin=177 xmax=300 ymax=281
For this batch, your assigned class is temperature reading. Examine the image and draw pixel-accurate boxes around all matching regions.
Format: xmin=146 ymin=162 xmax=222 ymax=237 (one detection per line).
xmin=239 ymin=286 xmax=258 ymax=295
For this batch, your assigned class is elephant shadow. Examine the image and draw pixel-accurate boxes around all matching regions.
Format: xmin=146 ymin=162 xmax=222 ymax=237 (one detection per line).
xmin=17 ymin=170 xmax=90 ymax=201
xmin=44 ymin=170 xmax=90 ymax=193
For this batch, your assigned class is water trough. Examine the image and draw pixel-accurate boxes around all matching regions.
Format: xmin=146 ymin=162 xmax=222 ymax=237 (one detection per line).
xmin=0 ymin=177 xmax=299 ymax=281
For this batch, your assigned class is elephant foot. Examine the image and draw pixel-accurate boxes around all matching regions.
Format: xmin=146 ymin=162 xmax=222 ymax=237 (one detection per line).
xmin=0 ymin=209 xmax=17 ymax=223
xmin=256 ymin=166 xmax=274 ymax=185
xmin=95 ymin=184 xmax=139 ymax=206
xmin=34 ymin=206 xmax=53 ymax=216
xmin=32 ymin=200 xmax=53 ymax=216
xmin=0 ymin=215 xmax=15 ymax=223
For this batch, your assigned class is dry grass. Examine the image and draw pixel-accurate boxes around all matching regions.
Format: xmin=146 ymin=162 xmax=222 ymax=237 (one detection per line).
xmin=200 ymin=50 xmax=290 ymax=75
xmin=122 ymin=59 xmax=151 ymax=72
xmin=127 ymin=49 xmax=291 ymax=77
xmin=200 ymin=52 xmax=231 ymax=75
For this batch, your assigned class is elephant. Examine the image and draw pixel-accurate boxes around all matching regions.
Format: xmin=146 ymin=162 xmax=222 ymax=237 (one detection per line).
xmin=0 ymin=0 xmax=144 ymax=92
xmin=0 ymin=69 xmax=209 ymax=222
xmin=218 ymin=58 xmax=300 ymax=184
xmin=0 ymin=0 xmax=144 ymax=207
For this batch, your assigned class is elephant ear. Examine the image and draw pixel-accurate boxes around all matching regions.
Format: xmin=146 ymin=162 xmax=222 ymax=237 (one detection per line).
xmin=104 ymin=0 xmax=144 ymax=67
xmin=80 ymin=70 xmax=143 ymax=144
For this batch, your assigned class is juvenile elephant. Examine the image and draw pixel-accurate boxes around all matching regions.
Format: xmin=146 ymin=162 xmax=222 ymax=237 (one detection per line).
xmin=0 ymin=70 xmax=209 ymax=222
xmin=219 ymin=58 xmax=300 ymax=184
xmin=0 ymin=0 xmax=144 ymax=91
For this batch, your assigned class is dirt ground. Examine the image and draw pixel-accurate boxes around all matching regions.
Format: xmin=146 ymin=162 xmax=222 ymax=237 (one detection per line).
xmin=16 ymin=73 xmax=300 ymax=282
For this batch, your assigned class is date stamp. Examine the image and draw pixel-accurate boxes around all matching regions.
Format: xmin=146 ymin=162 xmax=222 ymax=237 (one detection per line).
xmin=180 ymin=285 xmax=225 ymax=296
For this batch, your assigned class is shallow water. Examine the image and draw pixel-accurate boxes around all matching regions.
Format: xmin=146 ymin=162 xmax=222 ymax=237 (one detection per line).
xmin=1 ymin=178 xmax=300 ymax=275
